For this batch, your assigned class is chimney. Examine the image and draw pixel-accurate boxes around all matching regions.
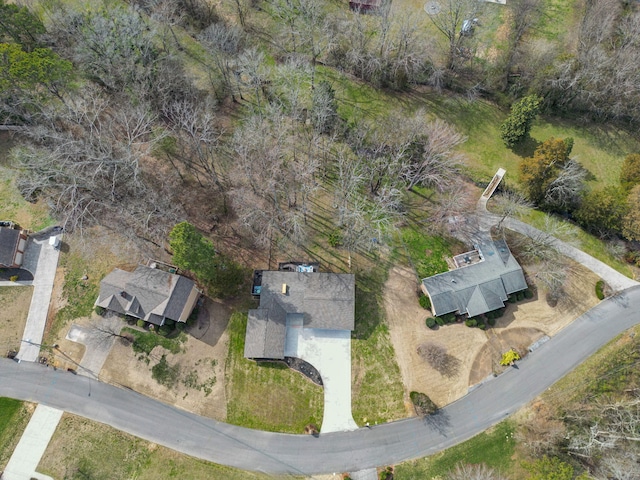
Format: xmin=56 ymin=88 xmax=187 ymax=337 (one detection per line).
xmin=282 ymin=283 xmax=287 ymax=295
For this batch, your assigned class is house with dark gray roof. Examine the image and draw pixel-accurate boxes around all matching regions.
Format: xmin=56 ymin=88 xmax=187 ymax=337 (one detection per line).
xmin=421 ymin=239 xmax=527 ymax=318
xmin=244 ymin=271 xmax=355 ymax=359
xmin=95 ymin=265 xmax=201 ymax=326
xmin=0 ymin=225 xmax=27 ymax=268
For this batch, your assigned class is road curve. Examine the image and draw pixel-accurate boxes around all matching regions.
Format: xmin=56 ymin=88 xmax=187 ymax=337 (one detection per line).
xmin=2 ymin=286 xmax=640 ymax=475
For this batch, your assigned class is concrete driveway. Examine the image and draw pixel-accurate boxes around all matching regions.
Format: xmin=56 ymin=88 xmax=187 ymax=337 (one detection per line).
xmin=285 ymin=322 xmax=358 ymax=433
xmin=17 ymin=233 xmax=62 ymax=362
xmin=66 ymin=314 xmax=124 ymax=379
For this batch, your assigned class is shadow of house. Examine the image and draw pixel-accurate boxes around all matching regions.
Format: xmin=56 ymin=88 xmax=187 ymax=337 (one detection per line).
xmin=95 ymin=265 xmax=201 ymax=327
xmin=0 ymin=224 xmax=28 ymax=268
xmin=244 ymin=271 xmax=355 ymax=360
xmin=421 ymin=239 xmax=527 ymax=318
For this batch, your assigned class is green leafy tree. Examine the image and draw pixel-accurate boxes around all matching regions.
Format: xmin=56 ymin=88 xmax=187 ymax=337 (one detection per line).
xmin=575 ymin=186 xmax=629 ymax=237
xmin=0 ymin=0 xmax=45 ymax=51
xmin=620 ymin=153 xmax=640 ymax=191
xmin=623 ymin=184 xmax=640 ymax=241
xmin=169 ymin=222 xmax=243 ymax=296
xmin=0 ymin=43 xmax=72 ymax=98
xmin=519 ymin=138 xmax=585 ymax=211
xmin=500 ymin=94 xmax=543 ymax=147
xmin=522 ymin=456 xmax=573 ymax=480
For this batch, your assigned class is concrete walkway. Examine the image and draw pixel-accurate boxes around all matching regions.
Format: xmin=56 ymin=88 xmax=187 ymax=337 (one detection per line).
xmin=285 ymin=324 xmax=358 ymax=433
xmin=16 ymin=235 xmax=61 ymax=362
xmin=2 ymin=404 xmax=63 ymax=480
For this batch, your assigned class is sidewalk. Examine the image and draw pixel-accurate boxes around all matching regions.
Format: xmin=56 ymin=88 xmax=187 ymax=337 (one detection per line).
xmin=2 ymin=404 xmax=63 ymax=480
xmin=16 ymin=235 xmax=62 ymax=362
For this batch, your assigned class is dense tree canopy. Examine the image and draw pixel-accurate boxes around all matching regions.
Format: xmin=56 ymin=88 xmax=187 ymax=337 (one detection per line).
xmin=519 ymin=138 xmax=585 ymax=211
xmin=574 ymin=186 xmax=629 ymax=238
xmin=620 ymin=153 xmax=640 ymax=191
xmin=500 ymin=94 xmax=542 ymax=148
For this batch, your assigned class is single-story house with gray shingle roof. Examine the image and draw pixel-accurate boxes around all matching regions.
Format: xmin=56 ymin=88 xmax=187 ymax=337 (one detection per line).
xmin=0 ymin=226 xmax=27 ymax=268
xmin=95 ymin=265 xmax=201 ymax=326
xmin=421 ymin=239 xmax=527 ymax=318
xmin=244 ymin=271 xmax=355 ymax=359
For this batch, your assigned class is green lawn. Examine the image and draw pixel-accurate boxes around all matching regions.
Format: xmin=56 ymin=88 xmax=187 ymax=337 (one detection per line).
xmin=225 ymin=312 xmax=324 ymax=433
xmin=394 ymin=420 xmax=517 ymax=479
xmin=0 ymin=398 xmax=32 ymax=471
xmin=400 ymin=227 xmax=457 ymax=279
xmin=351 ymin=266 xmax=406 ymax=425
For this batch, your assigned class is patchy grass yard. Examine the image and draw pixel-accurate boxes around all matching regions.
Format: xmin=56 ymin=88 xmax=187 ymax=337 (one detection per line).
xmin=351 ymin=266 xmax=407 ymax=425
xmin=393 ymin=420 xmax=517 ymax=479
xmin=0 ymin=398 xmax=33 ymax=471
xmin=37 ymin=413 xmax=298 ymax=480
xmin=0 ymin=286 xmax=32 ymax=354
xmin=225 ymin=312 xmax=324 ymax=433
xmin=0 ymin=133 xmax=53 ymax=231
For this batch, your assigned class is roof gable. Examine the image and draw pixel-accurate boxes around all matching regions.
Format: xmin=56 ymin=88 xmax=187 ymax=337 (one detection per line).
xmin=96 ymin=266 xmax=200 ymax=323
xmin=422 ymin=239 xmax=526 ymax=317
xmin=245 ymin=271 xmax=355 ymax=359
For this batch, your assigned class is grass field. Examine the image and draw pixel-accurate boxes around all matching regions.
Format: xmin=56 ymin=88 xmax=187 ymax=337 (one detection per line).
xmin=225 ymin=312 xmax=324 ymax=433
xmin=394 ymin=420 xmax=517 ymax=479
xmin=0 ymin=398 xmax=33 ymax=471
xmin=37 ymin=413 xmax=299 ymax=480
xmin=351 ymin=266 xmax=406 ymax=425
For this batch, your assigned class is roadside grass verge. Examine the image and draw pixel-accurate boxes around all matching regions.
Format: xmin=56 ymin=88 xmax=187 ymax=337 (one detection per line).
xmin=37 ymin=413 xmax=298 ymax=480
xmin=394 ymin=420 xmax=517 ymax=479
xmin=545 ymin=324 xmax=640 ymax=407
xmin=0 ymin=286 xmax=33 ymax=353
xmin=0 ymin=398 xmax=33 ymax=470
xmin=351 ymin=266 xmax=406 ymax=425
xmin=516 ymin=208 xmax=634 ymax=278
xmin=225 ymin=312 xmax=323 ymax=433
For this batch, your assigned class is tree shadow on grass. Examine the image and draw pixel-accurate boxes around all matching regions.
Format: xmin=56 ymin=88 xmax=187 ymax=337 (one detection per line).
xmin=511 ymin=135 xmax=540 ymax=158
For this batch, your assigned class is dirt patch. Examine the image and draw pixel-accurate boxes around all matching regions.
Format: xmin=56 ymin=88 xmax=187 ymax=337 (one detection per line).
xmin=100 ymin=298 xmax=231 ymax=420
xmin=0 ymin=286 xmax=33 ymax=354
xmin=383 ymin=262 xmax=600 ymax=411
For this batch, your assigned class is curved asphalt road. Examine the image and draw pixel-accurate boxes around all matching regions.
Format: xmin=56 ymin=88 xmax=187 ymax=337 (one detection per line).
xmin=2 ymin=285 xmax=640 ymax=475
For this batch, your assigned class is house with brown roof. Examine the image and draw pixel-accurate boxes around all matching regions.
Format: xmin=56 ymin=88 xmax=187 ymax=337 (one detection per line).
xmin=244 ymin=271 xmax=355 ymax=360
xmin=421 ymin=239 xmax=527 ymax=318
xmin=0 ymin=224 xmax=27 ymax=268
xmin=95 ymin=265 xmax=201 ymax=326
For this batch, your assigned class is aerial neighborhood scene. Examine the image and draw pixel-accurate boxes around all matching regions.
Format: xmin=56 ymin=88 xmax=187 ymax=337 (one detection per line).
xmin=2 ymin=0 xmax=640 ymax=478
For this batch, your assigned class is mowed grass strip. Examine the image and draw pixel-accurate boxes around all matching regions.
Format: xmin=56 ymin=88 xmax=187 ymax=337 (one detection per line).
xmin=351 ymin=266 xmax=406 ymax=425
xmin=0 ymin=398 xmax=33 ymax=470
xmin=393 ymin=420 xmax=517 ymax=479
xmin=37 ymin=413 xmax=298 ymax=480
xmin=225 ymin=312 xmax=323 ymax=433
